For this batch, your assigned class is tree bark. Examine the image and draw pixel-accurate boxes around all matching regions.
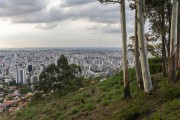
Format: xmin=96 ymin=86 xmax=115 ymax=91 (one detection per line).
xmin=169 ymin=0 xmax=179 ymax=82
xmin=167 ymin=0 xmax=172 ymax=60
xmin=135 ymin=1 xmax=144 ymax=91
xmin=161 ymin=0 xmax=168 ymax=77
xmin=137 ymin=0 xmax=153 ymax=93
xmin=176 ymin=1 xmax=180 ymax=80
xmin=120 ymin=0 xmax=131 ymax=99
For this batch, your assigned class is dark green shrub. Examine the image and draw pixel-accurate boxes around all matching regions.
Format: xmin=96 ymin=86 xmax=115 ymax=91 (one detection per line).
xmin=91 ymin=88 xmax=95 ymax=94
xmin=101 ymin=100 xmax=110 ymax=106
xmin=70 ymin=107 xmax=79 ymax=114
xmin=148 ymin=57 xmax=162 ymax=63
xmin=31 ymin=92 xmax=43 ymax=103
xmin=149 ymin=63 xmax=162 ymax=74
xmin=83 ymin=92 xmax=91 ymax=98
xmin=120 ymin=104 xmax=147 ymax=120
xmin=160 ymin=82 xmax=180 ymax=100
xmin=81 ymin=98 xmax=85 ymax=104
xmin=128 ymin=68 xmax=136 ymax=82
xmin=96 ymin=98 xmax=102 ymax=103
xmin=84 ymin=103 xmax=95 ymax=111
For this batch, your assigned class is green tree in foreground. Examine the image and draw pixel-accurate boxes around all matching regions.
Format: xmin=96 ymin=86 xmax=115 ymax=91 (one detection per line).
xmin=35 ymin=55 xmax=83 ymax=95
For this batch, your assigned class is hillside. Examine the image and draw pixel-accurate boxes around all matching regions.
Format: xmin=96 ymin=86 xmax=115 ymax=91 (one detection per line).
xmin=1 ymin=67 xmax=180 ymax=120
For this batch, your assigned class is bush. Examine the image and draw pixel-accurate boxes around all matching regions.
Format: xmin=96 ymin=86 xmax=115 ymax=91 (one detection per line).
xmin=81 ymin=98 xmax=85 ymax=104
xmin=120 ymin=103 xmax=148 ymax=120
xmin=159 ymin=82 xmax=180 ymax=100
xmin=31 ymin=92 xmax=43 ymax=103
xmin=149 ymin=63 xmax=162 ymax=74
xmin=70 ymin=107 xmax=79 ymax=114
xmin=148 ymin=57 xmax=162 ymax=74
xmin=128 ymin=68 xmax=136 ymax=82
xmin=83 ymin=92 xmax=91 ymax=98
xmin=101 ymin=100 xmax=110 ymax=106
xmin=148 ymin=57 xmax=162 ymax=63
xmin=84 ymin=103 xmax=95 ymax=111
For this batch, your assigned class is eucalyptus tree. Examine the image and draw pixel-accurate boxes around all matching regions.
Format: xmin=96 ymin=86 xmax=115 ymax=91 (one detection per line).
xmin=134 ymin=0 xmax=144 ymax=90
xmin=177 ymin=1 xmax=180 ymax=80
xmin=136 ymin=0 xmax=153 ymax=93
xmin=169 ymin=0 xmax=179 ymax=81
xmin=98 ymin=0 xmax=131 ymax=99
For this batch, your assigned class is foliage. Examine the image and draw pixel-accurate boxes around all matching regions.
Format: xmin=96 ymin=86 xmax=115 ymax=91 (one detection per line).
xmin=35 ymin=55 xmax=83 ymax=95
xmin=159 ymin=82 xmax=180 ymax=100
xmin=2 ymin=70 xmax=180 ymax=120
xmin=20 ymin=88 xmax=32 ymax=95
xmin=31 ymin=92 xmax=43 ymax=103
xmin=148 ymin=57 xmax=162 ymax=63
xmin=128 ymin=33 xmax=161 ymax=57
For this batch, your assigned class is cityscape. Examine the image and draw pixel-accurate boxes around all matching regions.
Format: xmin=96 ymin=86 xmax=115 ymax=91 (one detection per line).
xmin=0 ymin=48 xmax=134 ymax=113
xmin=0 ymin=48 xmax=134 ymax=85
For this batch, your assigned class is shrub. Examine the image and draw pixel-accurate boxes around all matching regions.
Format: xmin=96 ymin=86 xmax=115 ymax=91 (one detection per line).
xmin=148 ymin=57 xmax=162 ymax=63
xmin=149 ymin=63 xmax=162 ymax=74
xmin=81 ymin=98 xmax=85 ymax=104
xmin=101 ymin=100 xmax=110 ymax=107
xmin=84 ymin=103 xmax=95 ymax=111
xmin=96 ymin=98 xmax=102 ymax=103
xmin=70 ymin=107 xmax=79 ymax=114
xmin=91 ymin=88 xmax=95 ymax=94
xmin=120 ymin=103 xmax=147 ymax=120
xmin=31 ymin=92 xmax=43 ymax=103
xmin=159 ymin=82 xmax=180 ymax=100
xmin=83 ymin=92 xmax=91 ymax=98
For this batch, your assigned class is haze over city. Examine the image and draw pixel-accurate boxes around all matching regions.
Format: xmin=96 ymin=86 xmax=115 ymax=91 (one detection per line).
xmin=0 ymin=0 xmax=136 ymax=48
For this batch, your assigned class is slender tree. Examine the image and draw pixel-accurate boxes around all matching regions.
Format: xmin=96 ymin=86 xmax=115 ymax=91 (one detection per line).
xmin=136 ymin=0 xmax=153 ymax=93
xmin=176 ymin=0 xmax=180 ymax=79
xmin=134 ymin=0 xmax=144 ymax=91
xmin=121 ymin=0 xmax=131 ymax=98
xmin=98 ymin=0 xmax=131 ymax=98
xmin=169 ymin=0 xmax=179 ymax=81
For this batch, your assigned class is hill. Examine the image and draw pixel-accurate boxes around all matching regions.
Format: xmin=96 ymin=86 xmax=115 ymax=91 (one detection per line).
xmin=1 ymin=67 xmax=180 ymax=120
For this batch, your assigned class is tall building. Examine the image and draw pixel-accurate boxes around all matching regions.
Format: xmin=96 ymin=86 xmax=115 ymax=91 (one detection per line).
xmin=28 ymin=65 xmax=33 ymax=72
xmin=15 ymin=69 xmax=19 ymax=84
xmin=19 ymin=69 xmax=26 ymax=84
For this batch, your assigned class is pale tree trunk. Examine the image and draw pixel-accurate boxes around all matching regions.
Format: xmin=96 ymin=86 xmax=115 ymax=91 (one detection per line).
xmin=135 ymin=1 xmax=144 ymax=91
xmin=120 ymin=0 xmax=131 ymax=99
xmin=169 ymin=0 xmax=179 ymax=81
xmin=161 ymin=0 xmax=167 ymax=77
xmin=136 ymin=0 xmax=153 ymax=93
xmin=176 ymin=1 xmax=180 ymax=80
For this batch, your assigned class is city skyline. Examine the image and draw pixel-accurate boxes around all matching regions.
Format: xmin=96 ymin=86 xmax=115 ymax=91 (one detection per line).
xmin=0 ymin=0 xmax=136 ymax=48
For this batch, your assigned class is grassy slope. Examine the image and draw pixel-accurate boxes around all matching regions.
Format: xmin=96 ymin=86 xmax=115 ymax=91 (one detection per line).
xmin=1 ymin=70 xmax=180 ymax=120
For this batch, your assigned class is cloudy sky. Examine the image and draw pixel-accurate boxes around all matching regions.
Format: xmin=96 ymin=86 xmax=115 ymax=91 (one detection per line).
xmin=0 ymin=0 xmax=135 ymax=48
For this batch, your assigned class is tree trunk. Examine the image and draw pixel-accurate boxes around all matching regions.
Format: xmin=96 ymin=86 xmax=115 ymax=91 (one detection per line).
xmin=176 ymin=1 xmax=180 ymax=80
xmin=135 ymin=1 xmax=144 ymax=91
xmin=167 ymin=0 xmax=172 ymax=60
xmin=120 ymin=0 xmax=131 ymax=99
xmin=137 ymin=0 xmax=153 ymax=93
xmin=169 ymin=0 xmax=179 ymax=82
xmin=161 ymin=1 xmax=167 ymax=77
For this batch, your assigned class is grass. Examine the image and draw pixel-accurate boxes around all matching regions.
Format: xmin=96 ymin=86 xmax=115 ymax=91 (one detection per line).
xmin=1 ymin=67 xmax=180 ymax=120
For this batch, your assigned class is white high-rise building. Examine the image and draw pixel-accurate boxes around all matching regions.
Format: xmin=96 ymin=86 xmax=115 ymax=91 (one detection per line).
xmin=15 ymin=68 xmax=26 ymax=84
xmin=19 ymin=69 xmax=26 ymax=84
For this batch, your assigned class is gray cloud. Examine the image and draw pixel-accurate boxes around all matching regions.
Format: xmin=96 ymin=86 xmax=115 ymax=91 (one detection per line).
xmin=0 ymin=0 xmax=135 ymax=34
xmin=10 ymin=2 xmax=121 ymax=24
xmin=86 ymin=24 xmax=120 ymax=34
xmin=61 ymin=0 xmax=95 ymax=7
xmin=35 ymin=23 xmax=58 ymax=30
xmin=0 ymin=0 xmax=49 ymax=16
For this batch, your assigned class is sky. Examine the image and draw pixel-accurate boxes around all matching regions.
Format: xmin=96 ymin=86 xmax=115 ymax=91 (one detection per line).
xmin=0 ymin=0 xmax=136 ymax=48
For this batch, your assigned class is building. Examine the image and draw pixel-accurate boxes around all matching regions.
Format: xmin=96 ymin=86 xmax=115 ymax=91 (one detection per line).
xmin=19 ymin=69 xmax=26 ymax=84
